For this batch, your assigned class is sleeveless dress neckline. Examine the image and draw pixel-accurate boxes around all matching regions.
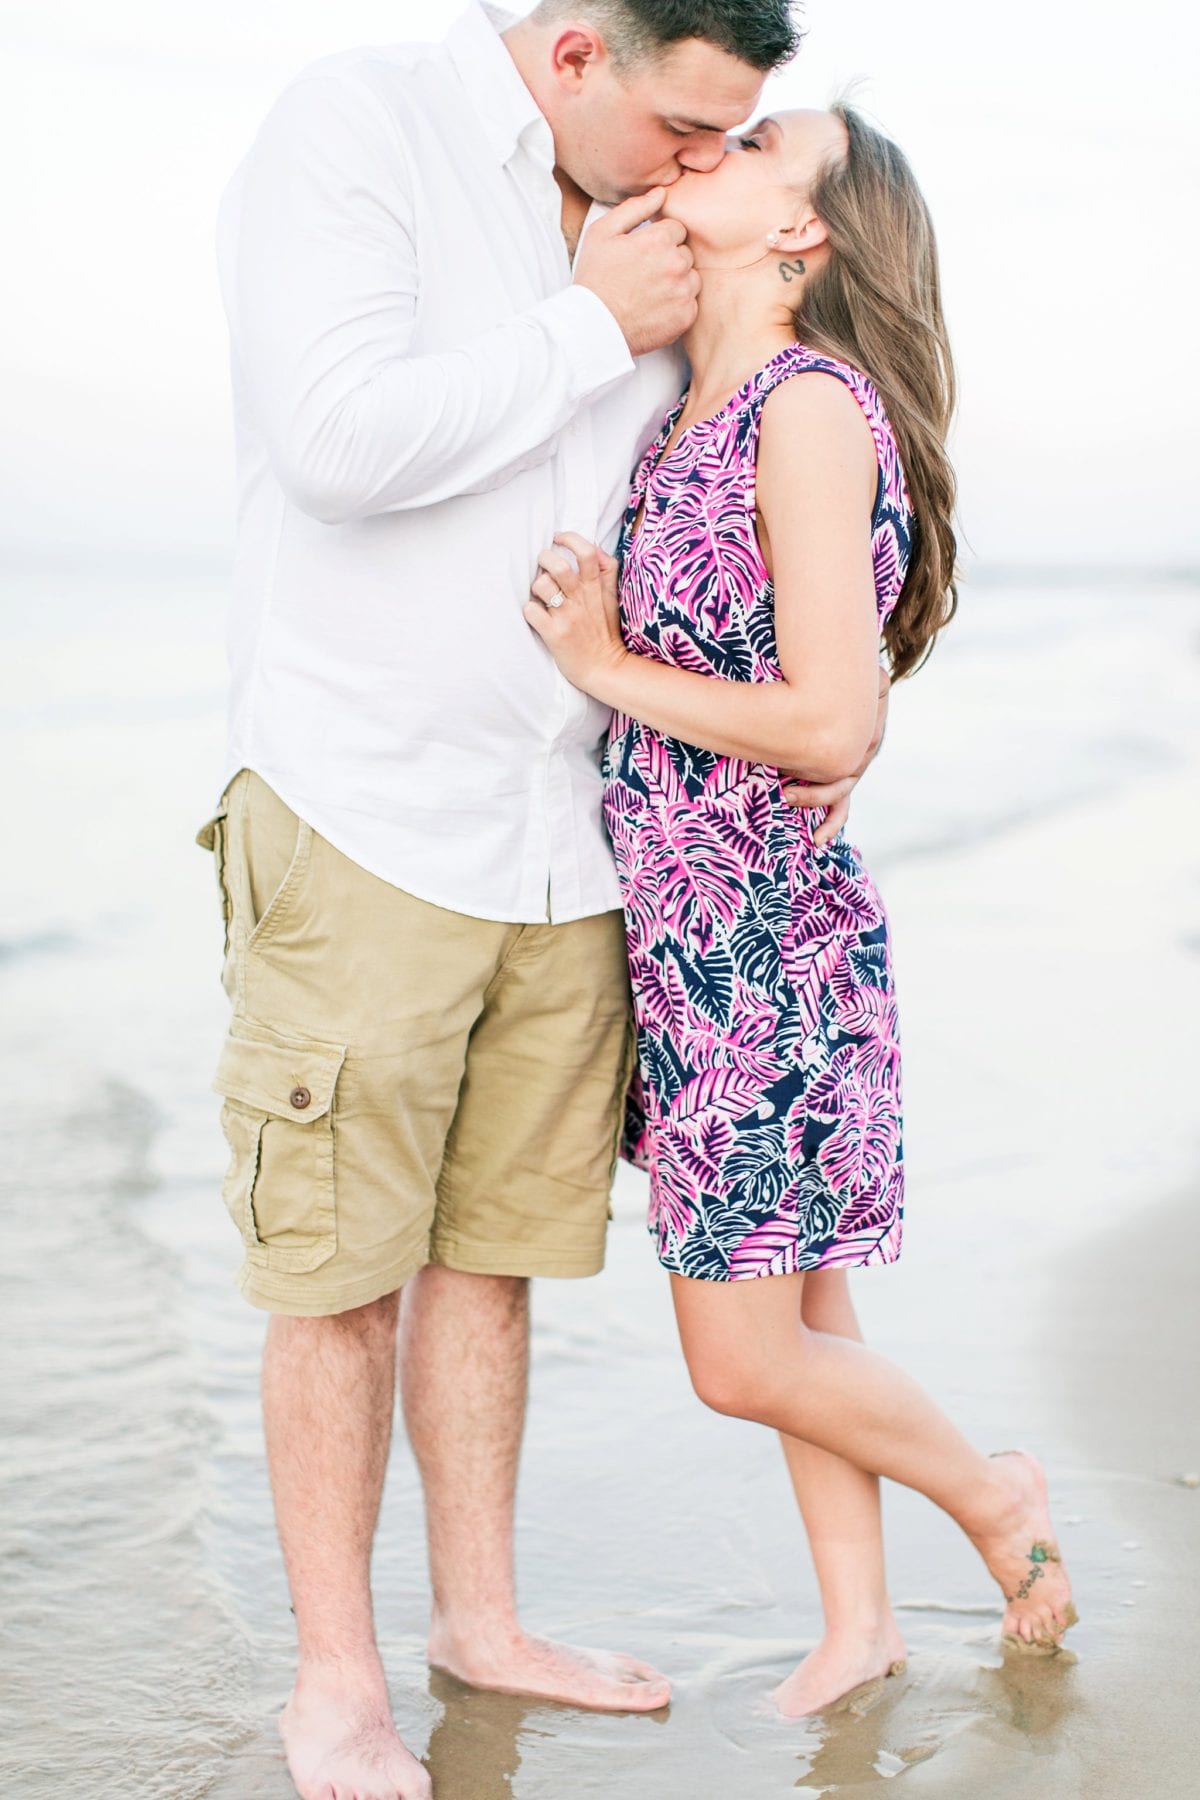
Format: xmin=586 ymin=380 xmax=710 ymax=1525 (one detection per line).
xmin=642 ymin=341 xmax=817 ymax=469
xmin=602 ymin=340 xmax=916 ymax=1281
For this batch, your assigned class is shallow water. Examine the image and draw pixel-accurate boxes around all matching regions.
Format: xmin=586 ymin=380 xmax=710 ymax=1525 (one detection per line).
xmin=2 ymin=560 xmax=1199 ymax=1797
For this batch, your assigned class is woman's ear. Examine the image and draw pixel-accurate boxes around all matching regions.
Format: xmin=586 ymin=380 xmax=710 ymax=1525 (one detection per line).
xmin=771 ymin=208 xmax=829 ymax=258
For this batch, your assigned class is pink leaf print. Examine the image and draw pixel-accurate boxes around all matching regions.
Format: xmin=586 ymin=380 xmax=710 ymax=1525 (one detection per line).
xmin=872 ymin=524 xmax=903 ymax=611
xmin=830 ymin=962 xmax=898 ymax=1044
xmin=673 ymin=1065 xmax=763 ymax=1124
xmin=669 ymin=1114 xmax=736 ymax=1185
xmin=819 ymin=1221 xmax=901 ymax=1268
xmin=623 ymin=1066 xmax=651 ymax=1172
xmin=736 ymin=782 xmax=776 ymax=840
xmin=857 ymin=1038 xmax=901 ymax=1090
xmin=724 ymin=1000 xmax=785 ymax=1082
xmin=649 ymin=1132 xmax=701 ymax=1251
xmin=657 ymin=622 xmax=720 ymax=677
xmin=804 ymin=1044 xmax=867 ymax=1123
xmin=602 ymin=775 xmax=643 ymax=826
xmin=784 ymin=1093 xmax=808 ymax=1163
xmin=781 ymin=932 xmax=844 ymax=1038
xmin=633 ymin=956 xmax=677 ymax=1036
xmin=636 ymin=732 xmax=687 ymax=807
xmin=730 ymin=997 xmax=779 ymax=1051
xmin=790 ymin=879 xmax=832 ymax=935
xmin=700 ymin=758 xmax=754 ymax=802
xmin=661 ymin=954 xmax=718 ymax=1048
xmin=728 ymin=1217 xmax=803 ymax=1279
xmin=656 ymin=806 xmax=748 ymax=954
xmin=817 ymin=1086 xmax=901 ymax=1199
xmin=612 ymin=829 xmax=665 ymax=948
xmin=814 ymin=856 xmax=885 ymax=936
xmin=696 ymin=802 xmax=772 ymax=876
xmin=724 ymin=1047 xmax=781 ymax=1083
xmin=824 ymin=1168 xmax=904 ymax=1265
xmin=608 ymin=341 xmax=912 ymax=1281
xmin=837 ymin=1161 xmax=903 ymax=1236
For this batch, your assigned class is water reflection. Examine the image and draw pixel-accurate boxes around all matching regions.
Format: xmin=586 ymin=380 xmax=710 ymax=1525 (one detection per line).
xmin=988 ymin=1641 xmax=1078 ymax=1740
xmin=424 ymin=1669 xmax=676 ymax=1796
xmin=425 ymin=1673 xmax=528 ymax=1797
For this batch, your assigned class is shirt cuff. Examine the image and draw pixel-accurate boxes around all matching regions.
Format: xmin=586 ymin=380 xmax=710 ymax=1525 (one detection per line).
xmin=537 ymin=284 xmax=635 ymax=405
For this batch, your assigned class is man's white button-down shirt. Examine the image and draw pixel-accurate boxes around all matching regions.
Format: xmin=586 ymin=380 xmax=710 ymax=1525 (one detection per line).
xmin=217 ymin=1 xmax=686 ymax=922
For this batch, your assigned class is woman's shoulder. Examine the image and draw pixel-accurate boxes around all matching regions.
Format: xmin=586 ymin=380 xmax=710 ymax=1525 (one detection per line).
xmin=755 ymin=345 xmax=880 ymax=453
xmin=754 ymin=358 xmax=880 ymax=514
xmin=752 ymin=340 xmax=884 ymax=418
xmin=753 ymin=342 xmax=903 ymax=493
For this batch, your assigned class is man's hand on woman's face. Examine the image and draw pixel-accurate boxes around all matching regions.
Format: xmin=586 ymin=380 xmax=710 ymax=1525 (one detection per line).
xmin=781 ymin=665 xmax=890 ymax=844
xmin=573 ymin=189 xmax=700 ymax=357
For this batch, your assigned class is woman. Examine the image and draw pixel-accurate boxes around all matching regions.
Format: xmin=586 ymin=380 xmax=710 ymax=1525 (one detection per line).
xmin=525 ymin=105 xmax=1076 ymax=1713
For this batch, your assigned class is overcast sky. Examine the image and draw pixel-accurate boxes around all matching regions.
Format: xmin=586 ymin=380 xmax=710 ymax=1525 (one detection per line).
xmin=2 ymin=0 xmax=1197 ymax=570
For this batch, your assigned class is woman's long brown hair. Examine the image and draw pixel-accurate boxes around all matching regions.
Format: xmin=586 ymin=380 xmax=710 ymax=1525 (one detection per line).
xmin=792 ymin=104 xmax=959 ymax=679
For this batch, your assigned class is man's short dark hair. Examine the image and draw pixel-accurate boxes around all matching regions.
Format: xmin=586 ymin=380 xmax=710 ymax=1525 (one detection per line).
xmin=533 ymin=0 xmax=803 ymax=74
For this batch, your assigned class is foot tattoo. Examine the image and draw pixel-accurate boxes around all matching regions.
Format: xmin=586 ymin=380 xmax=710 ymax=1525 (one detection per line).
xmin=1005 ymin=1541 xmax=1059 ymax=1604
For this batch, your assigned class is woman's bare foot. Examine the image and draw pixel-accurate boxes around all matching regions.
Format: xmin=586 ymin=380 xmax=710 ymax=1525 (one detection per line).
xmin=978 ymin=1450 xmax=1078 ymax=1649
xmin=280 ymin=1658 xmax=431 ymax=1800
xmin=428 ymin=1617 xmax=671 ymax=1713
xmin=772 ymin=1622 xmax=908 ymax=1718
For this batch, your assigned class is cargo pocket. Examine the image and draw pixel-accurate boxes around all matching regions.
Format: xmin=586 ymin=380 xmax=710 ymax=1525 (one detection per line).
xmin=213 ymin=1025 xmax=347 ymax=1274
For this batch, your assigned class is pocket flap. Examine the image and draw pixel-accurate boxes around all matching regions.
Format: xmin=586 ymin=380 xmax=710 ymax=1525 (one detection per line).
xmin=213 ymin=1027 xmax=346 ymax=1122
xmin=195 ymin=797 xmax=229 ymax=853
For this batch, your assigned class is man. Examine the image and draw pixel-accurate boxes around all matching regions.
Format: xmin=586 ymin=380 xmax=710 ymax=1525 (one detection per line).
xmin=201 ymin=6 xmax=854 ymax=1797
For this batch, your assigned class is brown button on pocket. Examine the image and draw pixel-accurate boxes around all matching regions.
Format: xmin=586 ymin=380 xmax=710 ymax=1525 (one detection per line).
xmin=213 ymin=1026 xmax=347 ymax=1274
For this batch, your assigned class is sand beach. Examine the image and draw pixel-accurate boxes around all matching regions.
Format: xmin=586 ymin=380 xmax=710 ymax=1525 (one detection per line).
xmin=2 ymin=560 xmax=1198 ymax=1798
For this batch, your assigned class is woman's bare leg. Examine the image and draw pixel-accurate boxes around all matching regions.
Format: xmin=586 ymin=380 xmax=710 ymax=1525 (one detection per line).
xmin=772 ymin=1271 xmax=906 ymax=1714
xmin=671 ymin=1270 xmax=1074 ymax=1653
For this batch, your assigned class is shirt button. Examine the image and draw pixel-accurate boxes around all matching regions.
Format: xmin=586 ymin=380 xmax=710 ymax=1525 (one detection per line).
xmin=289 ymin=1086 xmax=312 ymax=1111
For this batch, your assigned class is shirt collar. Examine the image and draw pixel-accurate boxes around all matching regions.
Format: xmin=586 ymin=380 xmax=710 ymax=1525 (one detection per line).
xmin=446 ymin=3 xmax=551 ymax=167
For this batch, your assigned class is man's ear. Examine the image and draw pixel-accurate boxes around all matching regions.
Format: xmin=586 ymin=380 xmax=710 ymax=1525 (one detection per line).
xmin=549 ymin=26 xmax=606 ymax=94
xmin=772 ymin=209 xmax=829 ymax=258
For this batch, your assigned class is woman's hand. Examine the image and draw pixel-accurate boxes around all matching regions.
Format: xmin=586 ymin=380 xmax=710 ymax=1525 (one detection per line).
xmin=525 ymin=531 xmax=629 ymax=694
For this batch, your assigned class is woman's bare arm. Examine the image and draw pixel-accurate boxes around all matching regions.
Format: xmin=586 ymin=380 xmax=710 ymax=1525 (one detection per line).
xmin=526 ymin=373 xmax=883 ymax=783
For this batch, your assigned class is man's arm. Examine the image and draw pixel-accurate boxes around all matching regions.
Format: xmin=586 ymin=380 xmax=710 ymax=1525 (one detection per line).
xmin=224 ymin=73 xmax=635 ymax=524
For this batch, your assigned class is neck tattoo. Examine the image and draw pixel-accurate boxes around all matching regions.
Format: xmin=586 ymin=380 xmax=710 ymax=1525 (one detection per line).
xmin=778 ymin=258 xmax=806 ymax=283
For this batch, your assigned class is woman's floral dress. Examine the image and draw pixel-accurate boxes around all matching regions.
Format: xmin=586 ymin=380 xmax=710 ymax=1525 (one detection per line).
xmin=602 ymin=342 xmax=915 ymax=1280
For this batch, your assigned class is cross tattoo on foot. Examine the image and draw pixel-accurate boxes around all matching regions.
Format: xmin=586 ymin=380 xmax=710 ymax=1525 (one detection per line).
xmin=1006 ymin=1541 xmax=1058 ymax=1603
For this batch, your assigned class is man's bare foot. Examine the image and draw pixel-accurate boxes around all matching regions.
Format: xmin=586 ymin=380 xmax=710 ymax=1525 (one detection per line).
xmin=773 ymin=1623 xmax=908 ymax=1718
xmin=428 ymin=1617 xmax=671 ymax=1712
xmin=978 ymin=1450 xmax=1078 ymax=1649
xmin=280 ymin=1659 xmax=431 ymax=1800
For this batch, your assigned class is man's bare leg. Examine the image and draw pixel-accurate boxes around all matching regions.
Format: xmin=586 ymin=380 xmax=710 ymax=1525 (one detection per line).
xmin=402 ymin=1266 xmax=671 ymax=1711
xmin=264 ymin=1294 xmax=432 ymax=1800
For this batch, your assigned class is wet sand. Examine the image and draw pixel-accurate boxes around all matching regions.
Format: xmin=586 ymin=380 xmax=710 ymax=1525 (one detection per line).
xmin=2 ymin=565 xmax=1198 ymax=1797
